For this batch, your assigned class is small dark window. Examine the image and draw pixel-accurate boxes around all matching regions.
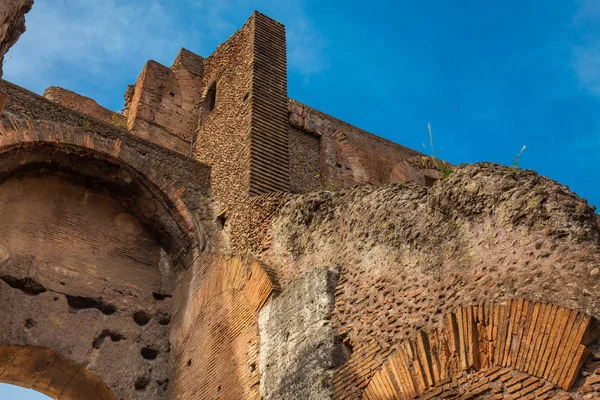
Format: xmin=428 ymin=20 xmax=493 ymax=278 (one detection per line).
xmin=205 ymin=82 xmax=217 ymax=113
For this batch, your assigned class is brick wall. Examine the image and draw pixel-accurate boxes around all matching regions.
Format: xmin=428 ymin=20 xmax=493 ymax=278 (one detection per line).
xmin=0 ymin=346 xmax=116 ymax=400
xmin=255 ymin=163 xmax=600 ymax=399
xmin=0 ymin=81 xmax=216 ymax=399
xmin=248 ymin=13 xmax=290 ymax=195
xmin=192 ymin=15 xmax=253 ymax=209
xmin=193 ymin=12 xmax=289 ymax=210
xmin=289 ymin=126 xmax=321 ymax=193
xmin=127 ymin=49 xmax=204 ymax=155
xmin=362 ymin=300 xmax=598 ymax=399
xmin=169 ymin=254 xmax=277 ymax=400
xmin=42 ymin=86 xmax=123 ymax=124
xmin=288 ymin=99 xmax=432 ymax=192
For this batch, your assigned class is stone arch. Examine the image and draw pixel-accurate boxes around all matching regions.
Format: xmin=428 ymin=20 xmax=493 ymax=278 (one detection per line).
xmin=331 ymin=130 xmax=369 ymax=185
xmin=388 ymin=155 xmax=442 ymax=186
xmin=363 ymin=300 xmax=599 ymax=399
xmin=169 ymin=254 xmax=279 ymax=400
xmin=0 ymin=345 xmax=116 ymax=400
xmin=0 ymin=118 xmax=207 ymax=268
xmin=0 ymin=118 xmax=212 ymax=399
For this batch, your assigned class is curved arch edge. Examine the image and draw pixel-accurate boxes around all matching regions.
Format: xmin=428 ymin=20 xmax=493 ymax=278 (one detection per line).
xmin=363 ymin=300 xmax=598 ymax=399
xmin=0 ymin=345 xmax=117 ymax=400
xmin=0 ymin=118 xmax=210 ymax=264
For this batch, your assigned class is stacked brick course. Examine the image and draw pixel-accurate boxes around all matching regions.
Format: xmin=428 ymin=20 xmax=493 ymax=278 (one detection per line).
xmin=42 ymin=86 xmax=124 ymax=124
xmin=2 ymin=5 xmax=600 ymax=400
xmin=362 ymin=300 xmax=597 ymax=399
xmin=169 ymin=254 xmax=278 ymax=400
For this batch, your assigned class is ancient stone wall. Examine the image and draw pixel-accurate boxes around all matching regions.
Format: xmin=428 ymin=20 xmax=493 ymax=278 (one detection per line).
xmin=247 ymin=13 xmax=290 ymax=195
xmin=4 ymin=6 xmax=600 ymax=400
xmin=0 ymin=346 xmax=116 ymax=400
xmin=289 ymin=126 xmax=322 ymax=193
xmin=0 ymin=80 xmax=215 ymax=399
xmin=363 ymin=300 xmax=599 ymax=399
xmin=169 ymin=254 xmax=278 ymax=400
xmin=249 ymin=163 xmax=600 ymax=399
xmin=193 ymin=12 xmax=289 ymax=214
xmin=192 ymin=15 xmax=253 ymax=211
xmin=259 ymin=266 xmax=347 ymax=400
xmin=288 ymin=100 xmax=434 ymax=192
xmin=126 ymin=49 xmax=204 ymax=154
xmin=0 ymin=174 xmax=173 ymax=399
xmin=43 ymin=86 xmax=125 ymax=124
xmin=0 ymin=80 xmax=214 ymax=253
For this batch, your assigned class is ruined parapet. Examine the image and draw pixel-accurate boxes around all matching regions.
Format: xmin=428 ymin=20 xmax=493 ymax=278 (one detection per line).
xmin=287 ymin=99 xmax=427 ymax=192
xmin=0 ymin=0 xmax=33 ymax=78
xmin=42 ymin=86 xmax=125 ymax=125
xmin=126 ymin=49 xmax=204 ymax=155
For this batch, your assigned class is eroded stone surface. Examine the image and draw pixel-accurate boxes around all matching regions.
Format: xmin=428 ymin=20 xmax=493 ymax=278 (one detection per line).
xmin=259 ymin=266 xmax=346 ymax=400
xmin=254 ymin=163 xmax=600 ymax=399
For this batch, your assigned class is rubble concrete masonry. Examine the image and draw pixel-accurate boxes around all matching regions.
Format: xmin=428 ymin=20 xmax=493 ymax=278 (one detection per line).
xmin=2 ymin=4 xmax=600 ymax=400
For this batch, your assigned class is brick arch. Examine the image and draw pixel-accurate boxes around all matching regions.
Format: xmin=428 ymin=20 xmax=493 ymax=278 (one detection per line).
xmin=169 ymin=254 xmax=279 ymax=399
xmin=388 ymin=156 xmax=442 ymax=186
xmin=331 ymin=130 xmax=369 ymax=185
xmin=363 ymin=300 xmax=598 ymax=399
xmin=0 ymin=345 xmax=116 ymax=400
xmin=0 ymin=118 xmax=205 ymax=266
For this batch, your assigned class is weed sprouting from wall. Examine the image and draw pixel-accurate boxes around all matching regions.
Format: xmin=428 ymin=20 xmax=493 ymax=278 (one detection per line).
xmin=424 ymin=123 xmax=453 ymax=179
xmin=511 ymin=145 xmax=526 ymax=170
xmin=106 ymin=113 xmax=128 ymax=129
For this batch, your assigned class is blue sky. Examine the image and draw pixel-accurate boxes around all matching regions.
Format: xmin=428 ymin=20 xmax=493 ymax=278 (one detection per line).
xmin=0 ymin=383 xmax=50 ymax=399
xmin=3 ymin=0 xmax=599 ymax=208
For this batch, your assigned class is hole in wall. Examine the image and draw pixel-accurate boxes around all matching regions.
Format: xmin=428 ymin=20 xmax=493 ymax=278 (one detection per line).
xmin=157 ymin=378 xmax=169 ymax=391
xmin=424 ymin=174 xmax=438 ymax=187
xmin=156 ymin=313 xmax=171 ymax=325
xmin=24 ymin=318 xmax=35 ymax=329
xmin=66 ymin=295 xmax=116 ymax=315
xmin=187 ymin=359 xmax=192 ymax=367
xmin=1 ymin=275 xmax=46 ymax=295
xmin=133 ymin=311 xmax=151 ymax=326
xmin=141 ymin=347 xmax=159 ymax=360
xmin=134 ymin=376 xmax=150 ymax=390
xmin=216 ymin=210 xmax=227 ymax=230
xmin=92 ymin=330 xmax=124 ymax=349
xmin=152 ymin=292 xmax=172 ymax=301
xmin=205 ymin=82 xmax=217 ymax=113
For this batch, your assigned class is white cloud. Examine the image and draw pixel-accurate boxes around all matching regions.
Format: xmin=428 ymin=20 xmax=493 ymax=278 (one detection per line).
xmin=4 ymin=1 xmax=193 ymax=89
xmin=3 ymin=0 xmax=327 ymax=100
xmin=571 ymin=0 xmax=600 ymax=96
